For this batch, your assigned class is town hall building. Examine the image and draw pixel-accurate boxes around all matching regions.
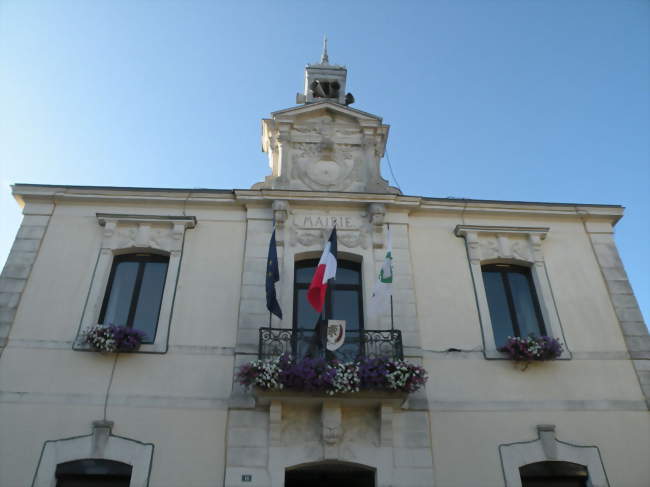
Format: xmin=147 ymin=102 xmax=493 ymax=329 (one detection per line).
xmin=0 ymin=47 xmax=648 ymax=487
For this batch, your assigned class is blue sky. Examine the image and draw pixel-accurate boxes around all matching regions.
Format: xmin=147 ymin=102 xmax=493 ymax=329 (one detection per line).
xmin=1 ymin=0 xmax=648 ymax=322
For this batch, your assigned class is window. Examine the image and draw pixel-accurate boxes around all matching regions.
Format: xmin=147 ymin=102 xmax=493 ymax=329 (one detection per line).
xmin=56 ymin=459 xmax=132 ymax=487
xmin=99 ymin=253 xmax=169 ymax=343
xmin=519 ymin=461 xmax=588 ymax=487
xmin=33 ymin=421 xmax=153 ymax=487
xmin=75 ymin=214 xmax=195 ymax=353
xmin=499 ymin=424 xmax=609 ymax=487
xmin=454 ymin=225 xmax=569 ymax=359
xmin=482 ymin=264 xmax=546 ymax=347
xmin=293 ymin=259 xmax=364 ymax=360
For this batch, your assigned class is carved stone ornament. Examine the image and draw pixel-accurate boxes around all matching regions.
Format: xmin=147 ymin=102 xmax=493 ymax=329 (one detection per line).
xmin=97 ymin=214 xmax=196 ymax=253
xmin=322 ymin=401 xmax=342 ymax=446
xmin=454 ymin=225 xmax=549 ymax=265
xmin=479 ymin=236 xmax=533 ymax=262
xmin=290 ymin=227 xmax=326 ymax=247
xmin=254 ymin=103 xmax=399 ymax=194
xmin=337 ymin=230 xmax=369 ymax=249
xmin=288 ymin=211 xmax=370 ymax=249
xmin=367 ymin=203 xmax=386 ymax=249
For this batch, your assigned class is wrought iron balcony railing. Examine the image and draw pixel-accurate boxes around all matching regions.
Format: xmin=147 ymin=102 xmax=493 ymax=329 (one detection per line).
xmin=258 ymin=327 xmax=404 ymax=362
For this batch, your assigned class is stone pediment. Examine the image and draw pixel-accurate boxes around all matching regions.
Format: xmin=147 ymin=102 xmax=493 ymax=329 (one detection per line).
xmin=270 ymin=100 xmax=383 ymax=122
xmin=254 ymin=101 xmax=399 ymax=194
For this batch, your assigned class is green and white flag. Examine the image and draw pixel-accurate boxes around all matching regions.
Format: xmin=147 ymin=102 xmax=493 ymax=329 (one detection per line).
xmin=368 ymin=227 xmax=393 ymax=316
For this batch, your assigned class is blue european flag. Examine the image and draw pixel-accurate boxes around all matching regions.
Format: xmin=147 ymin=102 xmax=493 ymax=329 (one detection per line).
xmin=266 ymin=229 xmax=282 ymax=319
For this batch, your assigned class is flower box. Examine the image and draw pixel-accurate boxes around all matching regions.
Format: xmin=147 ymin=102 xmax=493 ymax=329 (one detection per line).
xmin=498 ymin=336 xmax=563 ymax=369
xmin=82 ymin=325 xmax=146 ymax=353
xmin=237 ymin=355 xmax=428 ymax=396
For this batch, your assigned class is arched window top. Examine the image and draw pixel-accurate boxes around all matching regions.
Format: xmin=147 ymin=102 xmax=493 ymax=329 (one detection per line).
xmin=295 ymin=259 xmax=360 ymax=285
xmin=482 ymin=262 xmax=531 ymax=272
xmin=113 ymin=247 xmax=169 ymax=257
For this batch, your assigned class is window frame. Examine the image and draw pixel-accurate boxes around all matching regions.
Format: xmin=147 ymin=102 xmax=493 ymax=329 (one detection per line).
xmin=455 ymin=225 xmax=570 ymax=359
xmin=481 ymin=263 xmax=547 ymax=345
xmin=499 ymin=425 xmax=609 ymax=487
xmin=292 ymin=258 xmax=365 ymax=360
xmin=32 ymin=422 xmax=153 ymax=487
xmin=98 ymin=253 xmax=170 ymax=343
xmin=74 ymin=214 xmax=195 ymax=354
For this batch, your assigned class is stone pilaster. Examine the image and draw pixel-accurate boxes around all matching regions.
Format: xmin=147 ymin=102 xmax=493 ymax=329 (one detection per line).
xmin=0 ymin=203 xmax=53 ymax=357
xmin=586 ymin=223 xmax=650 ymax=408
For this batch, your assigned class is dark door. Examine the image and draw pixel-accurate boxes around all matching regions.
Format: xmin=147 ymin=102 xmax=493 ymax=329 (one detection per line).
xmin=285 ymin=462 xmax=375 ymax=487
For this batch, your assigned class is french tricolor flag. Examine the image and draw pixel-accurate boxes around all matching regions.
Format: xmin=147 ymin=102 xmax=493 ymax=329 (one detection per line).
xmin=307 ymin=227 xmax=338 ymax=313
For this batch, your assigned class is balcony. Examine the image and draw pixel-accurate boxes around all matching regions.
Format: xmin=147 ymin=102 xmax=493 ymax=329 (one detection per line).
xmin=258 ymin=327 xmax=404 ymax=362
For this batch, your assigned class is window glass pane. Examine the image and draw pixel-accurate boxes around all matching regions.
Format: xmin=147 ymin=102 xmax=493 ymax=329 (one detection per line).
xmin=482 ymin=270 xmax=515 ymax=347
xmin=295 ymin=265 xmax=316 ymax=284
xmin=101 ymin=261 xmax=139 ymax=327
xmin=331 ymin=289 xmax=360 ymax=330
xmin=335 ymin=266 xmax=359 ymax=284
xmin=132 ymin=261 xmax=168 ymax=343
xmin=508 ymin=271 xmax=544 ymax=337
xmin=295 ymin=288 xmax=320 ymax=329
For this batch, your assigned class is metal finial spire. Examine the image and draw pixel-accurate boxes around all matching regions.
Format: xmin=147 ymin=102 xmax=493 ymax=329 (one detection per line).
xmin=321 ymin=35 xmax=329 ymax=64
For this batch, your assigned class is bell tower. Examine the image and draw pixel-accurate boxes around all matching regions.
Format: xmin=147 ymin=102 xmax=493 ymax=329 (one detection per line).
xmin=296 ymin=37 xmax=354 ymax=106
xmin=253 ymin=43 xmax=399 ymax=194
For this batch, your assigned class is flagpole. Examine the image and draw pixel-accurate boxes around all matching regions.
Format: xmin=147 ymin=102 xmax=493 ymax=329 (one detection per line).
xmin=270 ymin=220 xmax=274 ymax=330
xmin=387 ymin=223 xmax=394 ymax=331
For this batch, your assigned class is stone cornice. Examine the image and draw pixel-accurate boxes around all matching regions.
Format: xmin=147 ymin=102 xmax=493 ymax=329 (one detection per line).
xmin=454 ymin=225 xmax=550 ymax=239
xmin=11 ymin=184 xmax=624 ymax=224
xmin=96 ymin=213 xmax=197 ymax=228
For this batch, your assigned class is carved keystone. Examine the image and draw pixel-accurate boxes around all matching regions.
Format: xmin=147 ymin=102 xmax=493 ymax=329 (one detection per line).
xmin=537 ymin=424 xmax=557 ymax=460
xmin=91 ymin=420 xmax=114 ymax=458
xmin=322 ymin=401 xmax=342 ymax=459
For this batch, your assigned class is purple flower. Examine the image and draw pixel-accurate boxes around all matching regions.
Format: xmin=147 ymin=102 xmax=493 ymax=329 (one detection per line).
xmin=498 ymin=336 xmax=563 ymax=363
xmin=83 ymin=324 xmax=145 ymax=352
xmin=237 ymin=354 xmax=428 ymax=395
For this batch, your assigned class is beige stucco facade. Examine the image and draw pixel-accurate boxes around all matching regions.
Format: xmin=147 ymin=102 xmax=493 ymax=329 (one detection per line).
xmin=0 ymin=53 xmax=648 ymax=487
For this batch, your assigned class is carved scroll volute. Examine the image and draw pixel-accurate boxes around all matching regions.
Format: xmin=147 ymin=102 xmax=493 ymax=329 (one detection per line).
xmin=103 ymin=221 xmax=116 ymax=239
xmin=362 ymin=129 xmax=380 ymax=182
xmin=529 ymin=234 xmax=545 ymax=268
xmin=276 ymin=124 xmax=292 ymax=183
xmin=368 ymin=203 xmax=386 ymax=249
xmin=272 ymin=200 xmax=289 ymax=246
xmin=466 ymin=231 xmax=481 ymax=264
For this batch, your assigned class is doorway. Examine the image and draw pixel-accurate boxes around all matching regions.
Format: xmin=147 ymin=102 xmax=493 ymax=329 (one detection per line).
xmin=285 ymin=461 xmax=375 ymax=487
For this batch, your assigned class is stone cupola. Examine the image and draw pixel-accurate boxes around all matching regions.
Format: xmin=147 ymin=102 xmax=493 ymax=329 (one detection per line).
xmin=253 ymin=42 xmax=400 ymax=194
